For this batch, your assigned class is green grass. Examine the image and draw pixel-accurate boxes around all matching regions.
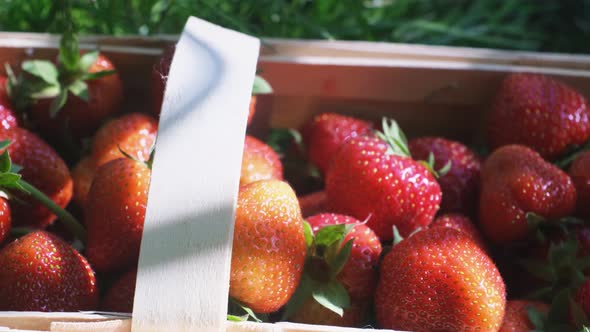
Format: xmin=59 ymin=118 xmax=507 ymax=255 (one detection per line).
xmin=1 ymin=0 xmax=589 ymax=53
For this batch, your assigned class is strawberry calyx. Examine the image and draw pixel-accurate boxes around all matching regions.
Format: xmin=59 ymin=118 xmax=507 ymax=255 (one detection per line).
xmin=0 ymin=139 xmax=86 ymax=242
xmin=7 ymin=29 xmax=115 ymax=117
xmin=227 ymin=298 xmax=267 ymax=323
xmin=555 ymin=139 xmax=590 ymax=169
xmin=282 ymin=221 xmax=356 ymax=319
xmin=117 ymin=143 xmax=156 ymax=170
xmin=252 ymin=75 xmax=273 ymax=95
xmin=376 ymin=118 xmax=450 ymax=177
xmin=526 ymin=212 xmax=585 ymax=243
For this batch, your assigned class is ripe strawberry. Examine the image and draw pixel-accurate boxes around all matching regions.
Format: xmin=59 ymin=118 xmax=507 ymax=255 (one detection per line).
xmin=576 ymin=278 xmax=590 ymax=317
xmin=375 ymin=227 xmax=506 ymax=331
xmin=101 ymin=269 xmax=137 ymax=313
xmin=289 ymin=213 xmax=382 ymax=327
xmin=230 ymin=180 xmax=306 ymax=313
xmin=479 ymin=145 xmax=576 ymax=244
xmin=0 ymin=128 xmax=72 ymax=229
xmin=488 ymin=73 xmax=590 ymax=159
xmin=0 ymin=76 xmax=19 ymax=130
xmin=0 ymin=198 xmax=10 ymax=245
xmin=430 ymin=213 xmax=487 ymax=250
xmin=85 ymin=157 xmax=150 ymax=272
xmin=570 ymin=151 xmax=590 ymax=219
xmin=326 ymin=119 xmax=441 ymax=240
xmin=409 ymin=137 xmax=481 ymax=215
xmin=301 ymin=112 xmax=372 ymax=174
xmin=0 ymin=231 xmax=98 ymax=311
xmin=72 ymin=156 xmax=96 ymax=208
xmin=27 ymin=52 xmax=123 ymax=140
xmin=91 ymin=113 xmax=158 ymax=167
xmin=240 ymin=135 xmax=283 ymax=186
xmin=248 ymin=95 xmax=257 ymax=125
xmin=499 ymin=300 xmax=549 ymax=332
xmin=298 ymin=191 xmax=329 ymax=218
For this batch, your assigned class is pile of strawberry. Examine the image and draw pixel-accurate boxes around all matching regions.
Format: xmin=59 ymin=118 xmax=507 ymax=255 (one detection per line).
xmin=229 ymin=71 xmax=590 ymax=332
xmin=2 ymin=31 xmax=590 ymax=332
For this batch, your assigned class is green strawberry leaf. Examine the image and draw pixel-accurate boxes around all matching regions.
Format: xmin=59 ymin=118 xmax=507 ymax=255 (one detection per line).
xmin=580 ymin=326 xmax=590 ymax=332
xmin=312 ymin=280 xmax=350 ymax=317
xmin=79 ymin=51 xmax=99 ymax=72
xmin=30 ymin=84 xmax=60 ymax=99
xmin=315 ymin=224 xmax=349 ymax=249
xmin=21 ymin=60 xmax=59 ymax=85
xmin=527 ymin=305 xmax=546 ymax=329
xmin=227 ymin=298 xmax=265 ymax=323
xmin=393 ymin=226 xmax=404 ymax=246
xmin=330 ymin=239 xmax=353 ymax=278
xmin=438 ymin=160 xmax=452 ymax=177
xmin=252 ymin=75 xmax=273 ymax=95
xmin=303 ymin=220 xmax=314 ymax=250
xmin=282 ymin=273 xmax=315 ymax=320
xmin=520 ymin=259 xmax=555 ymax=282
xmin=226 ymin=314 xmax=249 ymax=322
xmin=49 ymin=88 xmax=68 ymax=118
xmin=68 ymin=80 xmax=89 ymax=102
xmin=376 ymin=118 xmax=411 ymax=158
xmin=0 ymin=150 xmax=12 ymax=173
xmin=0 ymin=173 xmax=24 ymax=191
xmin=0 ymin=140 xmax=11 ymax=151
xmin=10 ymin=163 xmax=22 ymax=174
xmin=82 ymin=70 xmax=116 ymax=81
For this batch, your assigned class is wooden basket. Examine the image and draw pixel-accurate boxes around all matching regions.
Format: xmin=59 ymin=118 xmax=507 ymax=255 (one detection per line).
xmin=2 ymin=17 xmax=590 ymax=332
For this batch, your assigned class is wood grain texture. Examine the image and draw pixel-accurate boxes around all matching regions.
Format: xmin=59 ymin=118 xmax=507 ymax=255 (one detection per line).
xmin=130 ymin=17 xmax=260 ymax=332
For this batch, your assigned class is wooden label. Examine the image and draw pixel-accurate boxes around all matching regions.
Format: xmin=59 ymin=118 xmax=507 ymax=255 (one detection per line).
xmin=131 ymin=16 xmax=260 ymax=332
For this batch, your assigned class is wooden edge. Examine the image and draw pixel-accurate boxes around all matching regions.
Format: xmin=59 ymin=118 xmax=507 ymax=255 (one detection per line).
xmin=0 ymin=312 xmax=127 ymax=331
xmin=1 ymin=33 xmax=590 ymax=70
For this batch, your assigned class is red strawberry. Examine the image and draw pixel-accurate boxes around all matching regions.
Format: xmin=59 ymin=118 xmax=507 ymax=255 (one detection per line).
xmin=375 ymin=227 xmax=506 ymax=331
xmin=0 ymin=198 xmax=10 ymax=245
xmin=72 ymin=156 xmax=96 ymax=208
xmin=28 ymin=53 xmax=123 ymax=140
xmin=230 ymin=180 xmax=306 ymax=313
xmin=479 ymin=145 xmax=576 ymax=244
xmin=302 ymin=112 xmax=372 ymax=174
xmin=289 ymin=213 xmax=382 ymax=327
xmin=240 ymin=135 xmax=283 ymax=186
xmin=569 ymin=151 xmax=590 ymax=219
xmin=409 ymin=137 xmax=481 ymax=215
xmin=488 ymin=73 xmax=590 ymax=159
xmin=0 ymin=231 xmax=98 ymax=311
xmin=101 ymin=269 xmax=137 ymax=313
xmin=85 ymin=157 xmax=150 ymax=272
xmin=0 ymin=128 xmax=73 ymax=229
xmin=326 ymin=119 xmax=441 ymax=240
xmin=499 ymin=300 xmax=549 ymax=332
xmin=91 ymin=113 xmax=158 ymax=167
xmin=0 ymin=76 xmax=19 ymax=130
xmin=430 ymin=213 xmax=487 ymax=250
xmin=576 ymin=277 xmax=590 ymax=317
xmin=298 ymin=191 xmax=329 ymax=218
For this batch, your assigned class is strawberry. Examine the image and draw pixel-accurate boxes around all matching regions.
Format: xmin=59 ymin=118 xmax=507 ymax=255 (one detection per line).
xmin=298 ymin=191 xmax=329 ymax=218
xmin=569 ymin=151 xmax=590 ymax=219
xmin=430 ymin=213 xmax=487 ymax=250
xmin=0 ymin=128 xmax=72 ymax=229
xmin=72 ymin=156 xmax=96 ymax=208
xmin=375 ymin=227 xmax=506 ymax=331
xmin=91 ymin=112 xmax=158 ymax=167
xmin=576 ymin=278 xmax=590 ymax=318
xmin=101 ymin=269 xmax=137 ymax=313
xmin=488 ymin=73 xmax=590 ymax=159
xmin=26 ymin=52 xmax=123 ymax=141
xmin=240 ymin=135 xmax=283 ymax=186
xmin=85 ymin=157 xmax=150 ymax=272
xmin=0 ymin=76 xmax=19 ymax=130
xmin=230 ymin=180 xmax=306 ymax=313
xmin=479 ymin=145 xmax=576 ymax=244
xmin=0 ymin=198 xmax=10 ymax=245
xmin=288 ymin=213 xmax=382 ymax=327
xmin=326 ymin=119 xmax=441 ymax=240
xmin=409 ymin=137 xmax=481 ymax=215
xmin=0 ymin=231 xmax=98 ymax=311
xmin=499 ymin=300 xmax=549 ymax=332
xmin=301 ymin=112 xmax=372 ymax=174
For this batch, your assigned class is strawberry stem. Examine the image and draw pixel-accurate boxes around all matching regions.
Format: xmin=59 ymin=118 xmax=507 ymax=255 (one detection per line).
xmin=375 ymin=118 xmax=411 ymax=157
xmin=17 ymin=179 xmax=86 ymax=242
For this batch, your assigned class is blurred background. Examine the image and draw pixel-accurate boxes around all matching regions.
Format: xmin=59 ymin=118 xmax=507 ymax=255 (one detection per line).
xmin=1 ymin=0 xmax=589 ymax=54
